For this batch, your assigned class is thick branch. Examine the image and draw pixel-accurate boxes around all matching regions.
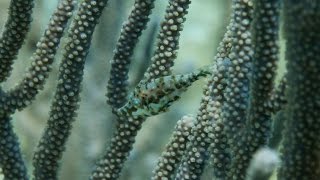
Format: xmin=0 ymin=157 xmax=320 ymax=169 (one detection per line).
xmin=0 ymin=0 xmax=34 ymax=82
xmin=32 ymin=0 xmax=109 ymax=179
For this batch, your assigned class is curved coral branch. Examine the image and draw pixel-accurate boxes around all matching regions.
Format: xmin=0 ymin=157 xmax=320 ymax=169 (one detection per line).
xmin=90 ymin=116 xmax=145 ymax=180
xmin=144 ymin=0 xmax=191 ymax=82
xmin=176 ymin=59 xmax=231 ymax=180
xmin=208 ymin=21 xmax=234 ymax=179
xmin=107 ymin=0 xmax=156 ymax=109
xmin=0 ymin=115 xmax=28 ymax=180
xmin=32 ymin=0 xmax=108 ymax=179
xmin=0 ymin=0 xmax=34 ymax=82
xmin=0 ymin=0 xmax=75 ymax=116
xmin=151 ymin=115 xmax=194 ymax=180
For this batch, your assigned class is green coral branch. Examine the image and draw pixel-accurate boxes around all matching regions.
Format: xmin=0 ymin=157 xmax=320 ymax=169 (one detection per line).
xmin=144 ymin=0 xmax=191 ymax=82
xmin=278 ymin=1 xmax=320 ymax=179
xmin=227 ymin=0 xmax=281 ymax=178
xmin=107 ymin=0 xmax=156 ymax=109
xmin=151 ymin=115 xmax=194 ymax=180
xmin=265 ymin=76 xmax=287 ymax=114
xmin=32 ymin=0 xmax=109 ymax=179
xmin=0 ymin=115 xmax=28 ymax=180
xmin=208 ymin=20 xmax=234 ymax=179
xmin=0 ymin=0 xmax=75 ymax=115
xmin=0 ymin=0 xmax=34 ymax=83
xmin=176 ymin=59 xmax=231 ymax=180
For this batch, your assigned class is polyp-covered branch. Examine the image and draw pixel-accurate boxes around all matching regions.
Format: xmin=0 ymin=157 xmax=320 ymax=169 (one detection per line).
xmin=0 ymin=0 xmax=34 ymax=82
xmin=175 ymin=59 xmax=231 ymax=180
xmin=222 ymin=0 xmax=253 ymax=141
xmin=107 ymin=0 xmax=156 ymax=109
xmin=151 ymin=115 xmax=194 ymax=180
xmin=265 ymin=76 xmax=287 ymax=114
xmin=228 ymin=0 xmax=281 ymax=178
xmin=32 ymin=0 xmax=108 ymax=179
xmin=0 ymin=1 xmax=74 ymax=179
xmin=216 ymin=0 xmax=254 ymax=179
xmin=278 ymin=1 xmax=320 ymax=179
xmin=144 ymin=0 xmax=191 ymax=82
xmin=0 ymin=115 xmax=28 ymax=180
xmin=208 ymin=21 xmax=233 ymax=179
xmin=90 ymin=115 xmax=144 ymax=180
xmin=0 ymin=0 xmax=75 ymax=115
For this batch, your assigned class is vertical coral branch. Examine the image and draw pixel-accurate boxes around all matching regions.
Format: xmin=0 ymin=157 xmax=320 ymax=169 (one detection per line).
xmin=218 ymin=0 xmax=254 ymax=178
xmin=0 ymin=115 xmax=28 ymax=180
xmin=222 ymin=0 xmax=253 ymax=141
xmin=151 ymin=115 xmax=194 ymax=180
xmin=278 ymin=1 xmax=320 ymax=179
xmin=32 ymin=0 xmax=108 ymax=179
xmin=107 ymin=0 xmax=156 ymax=109
xmin=0 ymin=1 xmax=75 ymax=179
xmin=176 ymin=59 xmax=231 ymax=180
xmin=208 ymin=22 xmax=233 ymax=179
xmin=266 ymin=76 xmax=287 ymax=114
xmin=144 ymin=0 xmax=191 ymax=81
xmin=0 ymin=0 xmax=34 ymax=82
xmin=228 ymin=0 xmax=281 ymax=178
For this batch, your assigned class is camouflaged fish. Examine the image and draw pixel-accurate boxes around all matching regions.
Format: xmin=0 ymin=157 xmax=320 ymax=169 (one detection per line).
xmin=116 ymin=66 xmax=212 ymax=118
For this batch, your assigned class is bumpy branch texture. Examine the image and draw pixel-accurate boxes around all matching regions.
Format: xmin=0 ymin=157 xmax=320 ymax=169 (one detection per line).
xmin=0 ymin=0 xmax=75 ymax=115
xmin=90 ymin=115 xmax=144 ymax=180
xmin=0 ymin=1 xmax=75 ymax=180
xmin=144 ymin=0 xmax=191 ymax=82
xmin=222 ymin=0 xmax=253 ymax=140
xmin=176 ymin=59 xmax=231 ymax=180
xmin=32 ymin=0 xmax=108 ymax=179
xmin=208 ymin=21 xmax=233 ymax=179
xmin=0 ymin=115 xmax=28 ymax=180
xmin=2 ymin=0 xmax=318 ymax=179
xmin=228 ymin=0 xmax=280 ymax=179
xmin=0 ymin=0 xmax=34 ymax=83
xmin=90 ymin=1 xmax=192 ymax=179
xmin=152 ymin=115 xmax=194 ymax=180
xmin=266 ymin=76 xmax=287 ymax=114
xmin=278 ymin=1 xmax=320 ymax=179
xmin=107 ymin=0 xmax=155 ymax=109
